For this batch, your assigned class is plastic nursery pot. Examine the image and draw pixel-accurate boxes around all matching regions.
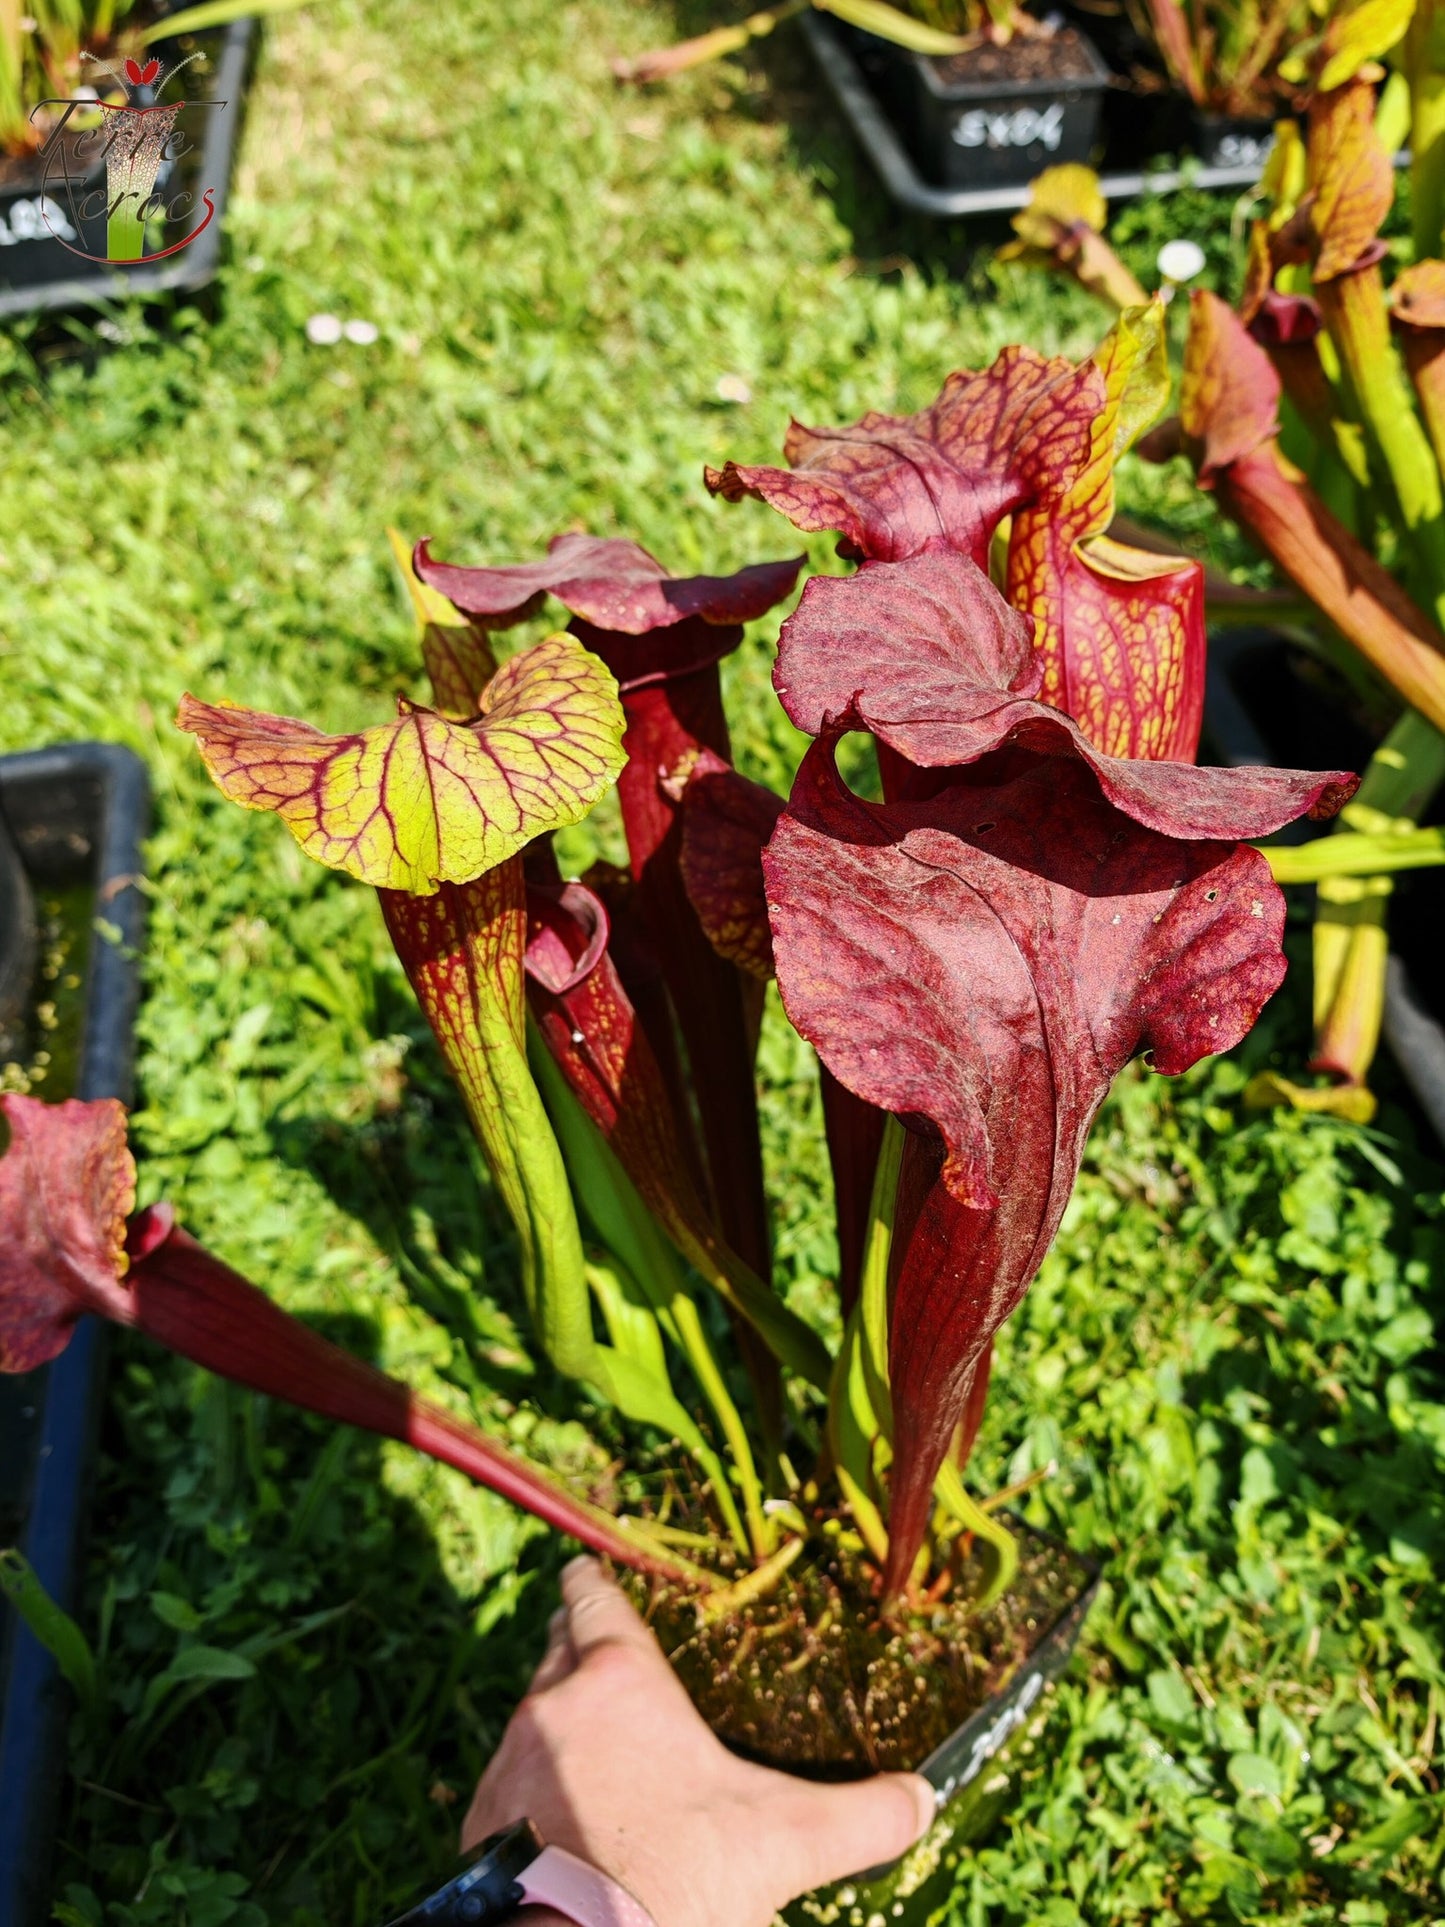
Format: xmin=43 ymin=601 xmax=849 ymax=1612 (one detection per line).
xmin=883 ymin=26 xmax=1111 ymax=191
xmin=784 ymin=1559 xmax=1099 ymax=1927
xmin=0 ymin=15 xmax=256 ymax=322
xmin=1203 ymin=628 xmax=1445 ymax=1151
xmin=1186 ymin=109 xmax=1279 ymax=171
xmin=637 ymin=1521 xmax=1098 ymax=1927
xmin=0 ymin=743 xmax=150 ymax=1927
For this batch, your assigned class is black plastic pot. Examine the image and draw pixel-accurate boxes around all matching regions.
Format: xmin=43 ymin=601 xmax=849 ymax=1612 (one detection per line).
xmin=1203 ymin=629 xmax=1445 ymax=1150
xmin=890 ymin=32 xmax=1112 ymax=191
xmin=0 ymin=15 xmax=255 ymax=321
xmin=0 ymin=743 xmax=150 ymax=1927
xmin=785 ymin=1560 xmax=1100 ymax=1925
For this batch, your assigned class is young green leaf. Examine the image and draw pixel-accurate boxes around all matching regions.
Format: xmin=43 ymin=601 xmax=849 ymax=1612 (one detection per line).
xmin=0 ymin=1548 xmax=98 ymax=1714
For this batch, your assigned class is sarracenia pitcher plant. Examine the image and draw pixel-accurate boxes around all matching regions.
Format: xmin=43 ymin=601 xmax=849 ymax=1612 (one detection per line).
xmin=999 ymin=8 xmax=1445 ymax=1120
xmin=2 ymin=311 xmax=1354 ymax=1614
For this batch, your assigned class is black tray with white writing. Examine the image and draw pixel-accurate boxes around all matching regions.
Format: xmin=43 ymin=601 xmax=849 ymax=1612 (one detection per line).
xmin=802 ymin=13 xmax=1282 ymax=216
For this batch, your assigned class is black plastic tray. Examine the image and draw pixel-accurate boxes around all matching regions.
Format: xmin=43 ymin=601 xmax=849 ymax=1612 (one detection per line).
xmin=1204 ymin=630 xmax=1445 ymax=1150
xmin=801 ymin=14 xmax=1405 ymax=217
xmin=0 ymin=15 xmax=255 ymax=321
xmin=0 ymin=743 xmax=150 ymax=1927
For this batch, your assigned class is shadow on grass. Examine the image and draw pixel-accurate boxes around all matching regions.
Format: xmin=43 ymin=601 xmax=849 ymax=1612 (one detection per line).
xmin=56 ymin=1303 xmax=570 ymax=1922
xmin=265 ymin=1102 xmax=546 ymax=1417
xmin=614 ymin=0 xmax=1017 ymax=277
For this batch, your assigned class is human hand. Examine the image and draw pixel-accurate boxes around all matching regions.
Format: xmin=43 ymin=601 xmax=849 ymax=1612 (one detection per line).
xmin=463 ymin=1556 xmax=935 ymax=1927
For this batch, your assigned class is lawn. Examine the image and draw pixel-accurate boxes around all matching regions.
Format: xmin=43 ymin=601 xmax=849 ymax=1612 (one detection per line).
xmin=2 ymin=0 xmax=1444 ymax=1922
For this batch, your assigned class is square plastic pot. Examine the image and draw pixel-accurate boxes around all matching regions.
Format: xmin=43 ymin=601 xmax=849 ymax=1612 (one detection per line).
xmin=1187 ymin=109 xmax=1278 ymax=170
xmin=897 ymin=33 xmax=1111 ymax=191
xmin=799 ymin=13 xmax=1297 ymax=215
xmin=786 ymin=1555 xmax=1100 ymax=1926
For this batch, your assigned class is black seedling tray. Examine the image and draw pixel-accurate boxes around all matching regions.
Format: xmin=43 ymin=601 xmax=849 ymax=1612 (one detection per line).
xmin=802 ymin=15 xmax=1409 ymax=217
xmin=0 ymin=743 xmax=150 ymax=1927
xmin=916 ymin=1561 xmax=1098 ymax=1809
xmin=801 ymin=12 xmax=1275 ymax=215
xmin=0 ymin=15 xmax=255 ymax=320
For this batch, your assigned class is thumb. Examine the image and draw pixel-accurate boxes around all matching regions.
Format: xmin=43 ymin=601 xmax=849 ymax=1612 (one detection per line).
xmin=786 ymin=1772 xmax=936 ymax=1896
xmin=559 ymin=1555 xmax=660 ymax=1661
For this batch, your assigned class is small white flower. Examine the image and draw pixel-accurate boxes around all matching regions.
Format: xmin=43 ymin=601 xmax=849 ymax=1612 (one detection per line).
xmin=305 ymin=313 xmax=344 ymax=345
xmin=715 ymin=373 xmax=751 ymax=404
xmin=1157 ymin=239 xmax=1206 ymax=284
xmin=343 ymin=318 xmax=379 ymax=345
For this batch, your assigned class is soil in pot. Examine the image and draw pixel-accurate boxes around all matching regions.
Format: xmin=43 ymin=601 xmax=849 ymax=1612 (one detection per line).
xmin=927 ymin=27 xmax=1100 ymax=89
xmin=0 ymin=877 xmax=92 ymax=1104
xmin=626 ymin=1521 xmax=1093 ymax=1925
xmin=0 ymin=870 xmax=92 ymax=1553
xmin=631 ymin=1527 xmax=1087 ymax=1775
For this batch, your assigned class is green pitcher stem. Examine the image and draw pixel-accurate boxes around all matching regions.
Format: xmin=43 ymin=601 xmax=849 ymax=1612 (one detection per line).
xmin=379 ymin=868 xmax=595 ymax=1383
xmin=858 ymin=1114 xmax=905 ymax=1431
xmin=1316 ymin=270 xmax=1445 ymax=628
xmin=826 ymin=1116 xmax=905 ymax=1568
xmin=1313 ymin=709 xmax=1445 ymax=1084
xmin=932 ymin=1461 xmax=1019 ymax=1612
xmin=1263 ymin=824 xmax=1445 ymax=881
xmin=581 ymin=1271 xmax=752 ymax=1561
xmin=1339 ymin=708 xmax=1445 ymax=835
xmin=531 ymin=1038 xmax=772 ymax=1560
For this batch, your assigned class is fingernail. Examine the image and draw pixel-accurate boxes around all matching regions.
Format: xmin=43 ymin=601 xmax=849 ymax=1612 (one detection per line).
xmin=561 ymin=1553 xmax=595 ymax=1580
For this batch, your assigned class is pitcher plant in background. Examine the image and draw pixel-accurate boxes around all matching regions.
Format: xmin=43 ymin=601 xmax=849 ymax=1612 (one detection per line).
xmin=1135 ymin=0 xmax=1314 ymax=117
xmin=997 ymin=4 xmax=1445 ymax=1121
xmin=609 ymin=0 xmax=1053 ymax=86
xmin=2 ymin=312 xmax=1354 ymax=1657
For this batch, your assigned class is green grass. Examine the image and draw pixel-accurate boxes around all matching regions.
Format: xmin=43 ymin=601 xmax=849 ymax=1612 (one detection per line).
xmin=1 ymin=1 xmax=1442 ymax=1921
